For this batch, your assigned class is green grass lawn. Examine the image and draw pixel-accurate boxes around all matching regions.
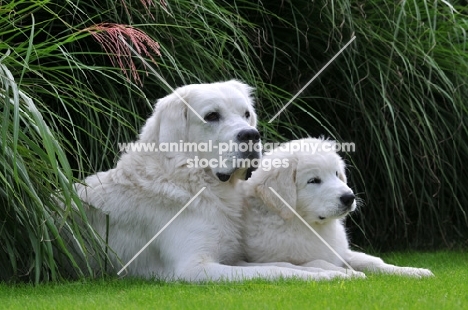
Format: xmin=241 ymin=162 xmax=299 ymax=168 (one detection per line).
xmin=1 ymin=251 xmax=466 ymax=310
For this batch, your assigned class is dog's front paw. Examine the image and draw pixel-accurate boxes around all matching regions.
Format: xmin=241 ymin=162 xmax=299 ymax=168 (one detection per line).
xmin=317 ymin=271 xmax=349 ymax=281
xmin=346 ymin=269 xmax=366 ymax=278
xmin=315 ymin=270 xmax=366 ymax=281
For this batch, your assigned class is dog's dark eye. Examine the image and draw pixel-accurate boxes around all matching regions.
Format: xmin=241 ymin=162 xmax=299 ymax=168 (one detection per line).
xmin=307 ymin=177 xmax=321 ymax=184
xmin=204 ymin=112 xmax=220 ymax=122
xmin=336 ymin=171 xmax=339 ymax=177
xmin=245 ymin=111 xmax=250 ymax=118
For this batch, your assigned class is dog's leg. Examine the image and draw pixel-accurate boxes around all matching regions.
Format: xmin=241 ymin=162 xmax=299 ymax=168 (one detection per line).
xmin=301 ymin=260 xmax=365 ymax=278
xmin=179 ymin=262 xmax=351 ymax=282
xmin=236 ymin=261 xmax=353 ymax=279
xmin=346 ymin=251 xmax=434 ymax=277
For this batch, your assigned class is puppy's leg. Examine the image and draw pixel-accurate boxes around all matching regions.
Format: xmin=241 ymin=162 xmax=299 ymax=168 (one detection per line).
xmin=347 ymin=251 xmax=434 ymax=277
xmin=301 ymin=260 xmax=366 ymax=278
xmin=236 ymin=261 xmax=352 ymax=280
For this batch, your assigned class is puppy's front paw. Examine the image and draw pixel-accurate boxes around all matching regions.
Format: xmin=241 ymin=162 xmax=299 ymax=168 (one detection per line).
xmin=391 ymin=266 xmax=434 ymax=278
xmin=401 ymin=267 xmax=434 ymax=278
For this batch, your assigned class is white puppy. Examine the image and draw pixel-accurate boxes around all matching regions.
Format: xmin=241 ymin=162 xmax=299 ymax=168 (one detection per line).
xmin=74 ymin=81 xmax=348 ymax=282
xmin=242 ymin=138 xmax=433 ymax=278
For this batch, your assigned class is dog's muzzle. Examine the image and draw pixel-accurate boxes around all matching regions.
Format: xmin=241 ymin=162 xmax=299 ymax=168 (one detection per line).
xmin=216 ymin=173 xmax=232 ymax=182
xmin=236 ymin=128 xmax=261 ymax=164
xmin=216 ymin=128 xmax=261 ymax=182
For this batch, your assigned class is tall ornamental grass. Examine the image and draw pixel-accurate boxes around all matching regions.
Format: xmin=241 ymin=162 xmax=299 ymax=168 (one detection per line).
xmin=252 ymin=0 xmax=468 ymax=250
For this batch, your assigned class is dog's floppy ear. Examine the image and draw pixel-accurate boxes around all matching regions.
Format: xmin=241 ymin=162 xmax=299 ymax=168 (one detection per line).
xmin=255 ymin=157 xmax=298 ymax=220
xmin=139 ymin=90 xmax=188 ymax=144
xmin=226 ymin=79 xmax=257 ymax=128
xmin=226 ymin=79 xmax=254 ymax=97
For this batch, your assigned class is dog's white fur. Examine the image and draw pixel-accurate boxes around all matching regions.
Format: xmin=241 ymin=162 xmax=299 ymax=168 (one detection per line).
xmin=75 ymin=81 xmax=351 ymax=281
xmin=242 ymin=138 xmax=434 ymax=278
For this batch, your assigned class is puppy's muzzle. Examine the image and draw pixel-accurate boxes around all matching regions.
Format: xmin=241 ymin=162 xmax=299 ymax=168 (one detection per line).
xmin=340 ymin=192 xmax=355 ymax=210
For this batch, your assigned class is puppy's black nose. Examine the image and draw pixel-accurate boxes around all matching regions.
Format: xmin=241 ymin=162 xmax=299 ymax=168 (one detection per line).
xmin=237 ymin=128 xmax=260 ymax=142
xmin=340 ymin=193 xmax=355 ymax=208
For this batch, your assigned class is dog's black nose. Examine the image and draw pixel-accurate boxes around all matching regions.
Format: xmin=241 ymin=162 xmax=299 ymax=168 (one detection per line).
xmin=237 ymin=129 xmax=260 ymax=142
xmin=340 ymin=193 xmax=355 ymax=208
xmin=216 ymin=173 xmax=231 ymax=182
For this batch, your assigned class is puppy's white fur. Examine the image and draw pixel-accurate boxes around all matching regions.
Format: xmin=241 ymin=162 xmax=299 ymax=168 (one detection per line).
xmin=75 ymin=81 xmax=348 ymax=281
xmin=242 ymin=138 xmax=433 ymax=278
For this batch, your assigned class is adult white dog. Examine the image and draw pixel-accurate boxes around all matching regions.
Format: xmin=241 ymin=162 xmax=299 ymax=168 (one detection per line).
xmin=74 ymin=81 xmax=349 ymax=281
xmin=242 ymin=138 xmax=434 ymax=278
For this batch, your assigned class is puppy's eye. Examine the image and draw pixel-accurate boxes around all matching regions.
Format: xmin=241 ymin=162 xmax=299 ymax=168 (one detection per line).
xmin=336 ymin=171 xmax=339 ymax=177
xmin=204 ymin=112 xmax=220 ymax=122
xmin=307 ymin=177 xmax=321 ymax=184
xmin=245 ymin=111 xmax=250 ymax=118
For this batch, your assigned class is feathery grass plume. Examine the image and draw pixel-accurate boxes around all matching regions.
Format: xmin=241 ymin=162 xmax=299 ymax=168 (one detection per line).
xmin=84 ymin=23 xmax=161 ymax=85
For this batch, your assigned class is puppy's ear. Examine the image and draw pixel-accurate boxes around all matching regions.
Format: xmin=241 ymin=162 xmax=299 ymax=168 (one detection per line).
xmin=338 ymin=171 xmax=347 ymax=183
xmin=321 ymin=138 xmax=348 ymax=183
xmin=139 ymin=90 xmax=188 ymax=144
xmin=337 ymin=158 xmax=348 ymax=183
xmin=255 ymin=157 xmax=298 ymax=220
